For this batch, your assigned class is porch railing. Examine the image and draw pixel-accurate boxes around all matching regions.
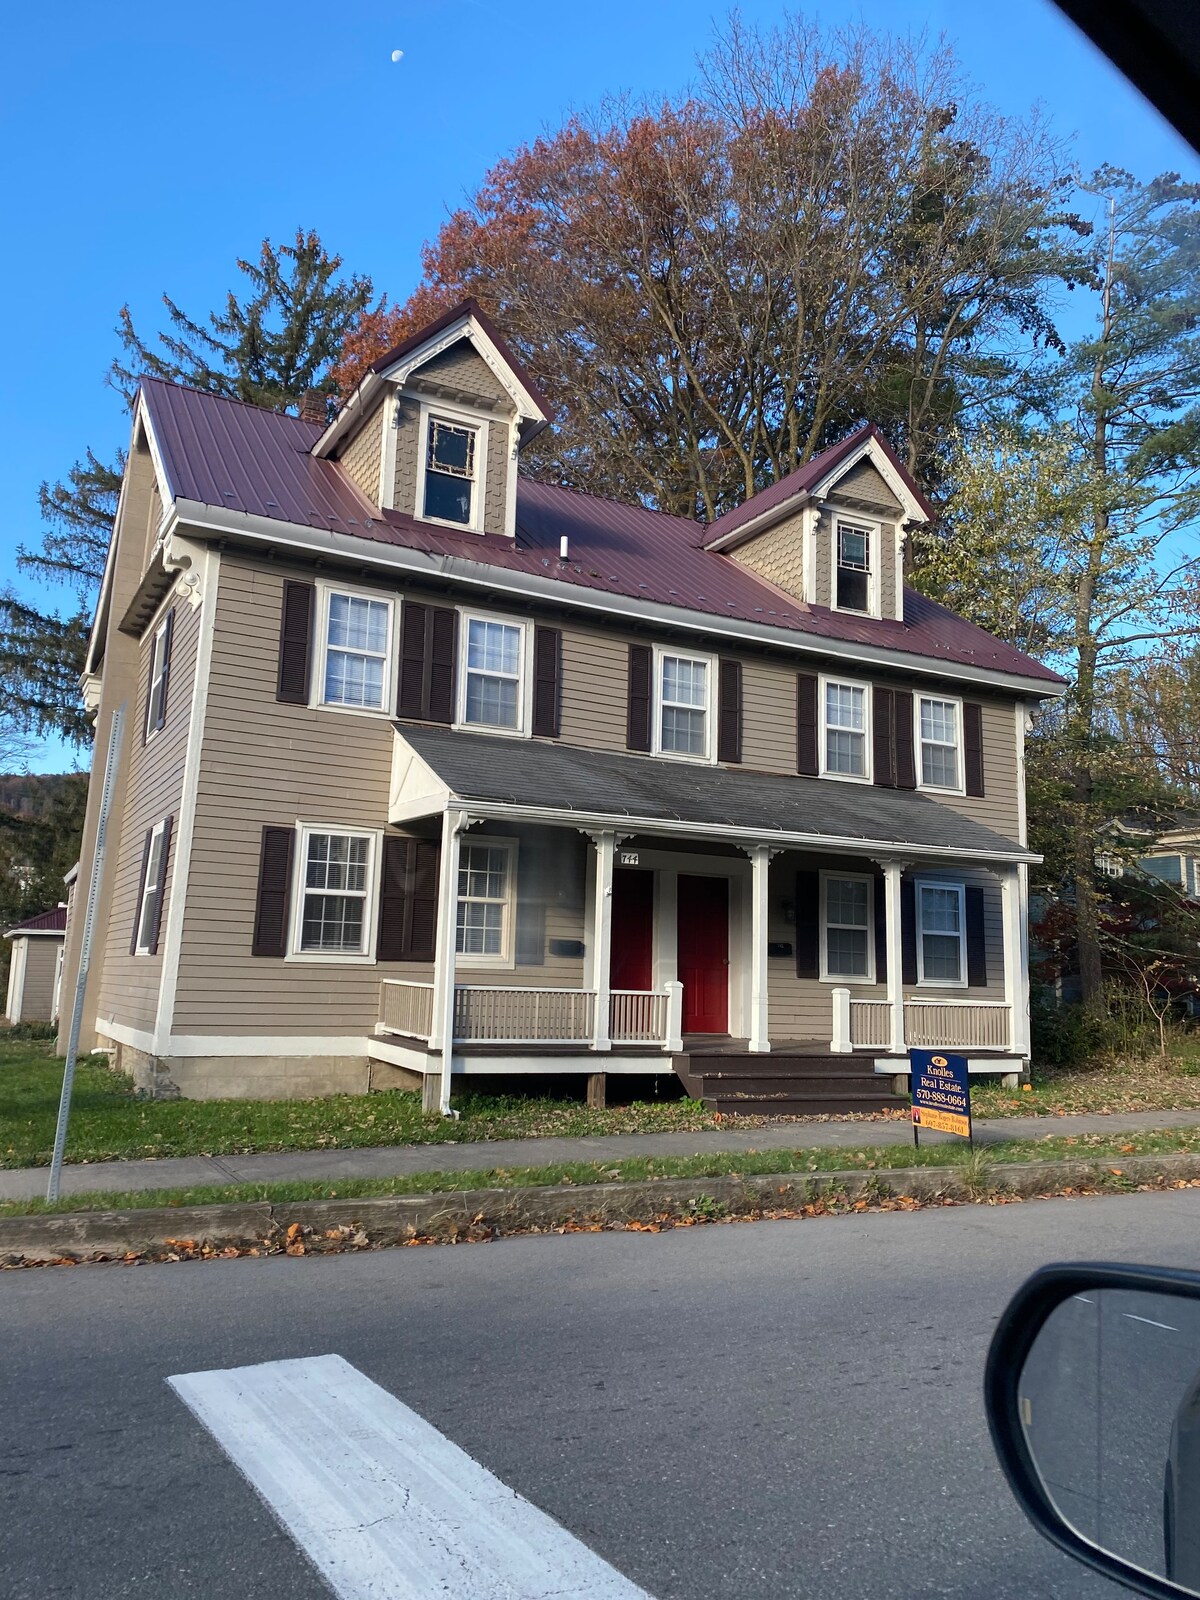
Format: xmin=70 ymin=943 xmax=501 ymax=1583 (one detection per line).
xmin=848 ymin=999 xmax=890 ymax=1049
xmin=842 ymin=993 xmax=1013 ymax=1052
xmin=378 ymin=980 xmax=680 ymax=1050
xmin=378 ymin=979 xmax=435 ymax=1040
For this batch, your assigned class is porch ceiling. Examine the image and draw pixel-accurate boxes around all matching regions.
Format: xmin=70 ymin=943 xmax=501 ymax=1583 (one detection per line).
xmin=393 ymin=725 xmax=1036 ymax=864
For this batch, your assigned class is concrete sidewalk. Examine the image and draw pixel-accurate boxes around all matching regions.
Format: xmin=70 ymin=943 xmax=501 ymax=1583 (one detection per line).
xmin=6 ymin=1106 xmax=1200 ymax=1205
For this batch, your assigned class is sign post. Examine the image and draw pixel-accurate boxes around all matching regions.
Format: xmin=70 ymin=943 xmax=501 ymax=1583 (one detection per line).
xmin=909 ymin=1048 xmax=972 ymax=1149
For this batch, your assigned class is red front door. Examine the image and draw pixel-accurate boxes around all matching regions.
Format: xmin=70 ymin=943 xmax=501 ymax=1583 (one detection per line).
xmin=677 ymin=874 xmax=729 ymax=1034
xmin=611 ymin=869 xmax=654 ymax=991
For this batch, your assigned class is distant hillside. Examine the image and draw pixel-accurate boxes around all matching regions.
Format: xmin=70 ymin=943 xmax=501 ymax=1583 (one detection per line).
xmin=0 ymin=774 xmax=83 ymax=821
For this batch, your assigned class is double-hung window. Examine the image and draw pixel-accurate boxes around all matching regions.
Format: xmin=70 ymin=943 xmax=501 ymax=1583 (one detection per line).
xmin=822 ymin=874 xmax=874 ymax=981
xmin=145 ymin=612 xmax=173 ymax=738
xmin=461 ymin=616 xmax=525 ymax=731
xmin=424 ymin=416 xmax=479 ymax=527
xmin=456 ymin=840 xmax=515 ymax=962
xmin=823 ymin=680 xmax=869 ymax=779
xmin=835 ymin=521 xmax=872 ymax=613
xmin=657 ymin=652 xmax=711 ymax=759
xmin=320 ymin=589 xmax=392 ymax=711
xmin=134 ymin=819 xmax=169 ymax=954
xmin=916 ymin=882 xmax=966 ymax=985
xmin=296 ymin=829 xmax=375 ymax=956
xmin=918 ymin=697 xmax=961 ymax=790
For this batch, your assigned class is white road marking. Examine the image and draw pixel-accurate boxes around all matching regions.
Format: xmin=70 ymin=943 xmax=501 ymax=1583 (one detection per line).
xmin=169 ymin=1354 xmax=652 ymax=1600
xmin=1122 ymin=1313 xmax=1178 ymax=1332
xmin=1073 ymin=1295 xmax=1094 ymax=1304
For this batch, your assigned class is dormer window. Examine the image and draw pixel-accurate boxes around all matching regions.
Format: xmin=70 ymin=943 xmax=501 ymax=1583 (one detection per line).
xmin=835 ymin=521 xmax=873 ymax=613
xmin=424 ymin=416 xmax=478 ymax=527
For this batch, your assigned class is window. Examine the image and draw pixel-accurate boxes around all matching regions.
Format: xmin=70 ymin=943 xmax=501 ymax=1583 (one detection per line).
xmin=461 ymin=616 xmax=525 ymax=730
xmin=916 ymin=882 xmax=966 ymax=985
xmin=835 ymin=521 xmax=872 ymax=613
xmin=424 ymin=416 xmax=478 ymax=526
xmin=134 ymin=820 xmax=169 ymax=954
xmin=822 ymin=874 xmax=874 ymax=981
xmin=656 ymin=652 xmax=712 ymax=759
xmin=823 ymin=680 xmax=869 ymax=779
xmin=456 ymin=840 xmax=515 ymax=961
xmin=320 ymin=589 xmax=392 ymax=711
xmin=918 ymin=696 xmax=961 ymax=790
xmin=296 ymin=829 xmax=375 ymax=955
xmin=145 ymin=613 xmax=173 ymax=738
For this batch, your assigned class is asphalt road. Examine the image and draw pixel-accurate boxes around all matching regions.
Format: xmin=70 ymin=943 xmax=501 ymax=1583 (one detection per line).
xmin=6 ymin=1188 xmax=1200 ymax=1599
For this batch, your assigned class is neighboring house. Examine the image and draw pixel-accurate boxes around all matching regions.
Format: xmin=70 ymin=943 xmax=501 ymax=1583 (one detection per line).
xmin=5 ymin=906 xmax=67 ymax=1025
xmin=61 ymin=299 xmax=1066 ymax=1111
xmin=1134 ymin=818 xmax=1200 ymax=900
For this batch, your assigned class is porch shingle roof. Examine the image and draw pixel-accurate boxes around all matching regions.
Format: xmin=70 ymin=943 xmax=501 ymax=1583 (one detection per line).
xmin=397 ymin=726 xmax=1033 ymax=863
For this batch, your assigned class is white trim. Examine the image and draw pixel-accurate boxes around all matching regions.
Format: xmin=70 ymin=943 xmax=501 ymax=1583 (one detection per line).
xmin=134 ymin=819 xmax=169 ymax=955
xmin=152 ymin=547 xmax=220 ymax=1053
xmin=810 ymin=435 xmax=924 ymax=523
xmin=5 ymin=937 xmax=28 ymax=1023
xmin=872 ymin=1054 xmax=1025 ymax=1077
xmin=415 ymin=399 xmax=490 ymax=534
xmin=832 ymin=515 xmax=881 ymax=619
xmin=287 ymin=824 xmax=383 ymax=964
xmin=819 ymin=673 xmax=873 ymax=784
xmin=802 ymin=505 xmax=819 ymax=604
xmin=377 ymin=392 xmax=399 ymax=508
xmin=454 ymin=835 xmax=518 ymax=969
xmin=368 ymin=1034 xmax=672 ymax=1076
xmin=914 ymin=879 xmax=968 ymax=988
xmin=504 ymin=418 xmax=519 ymax=539
xmin=1015 ymin=702 xmax=1030 ymax=848
xmin=819 ymin=870 xmax=877 ymax=984
xmin=312 ymin=578 xmax=396 ymax=716
xmin=164 ymin=499 xmax=1067 ymax=699
xmin=455 ymin=610 xmax=532 ymax=736
xmin=3 ymin=927 xmax=67 ymax=940
xmin=99 ymin=1018 xmax=370 ymax=1056
xmin=652 ymin=644 xmax=718 ymax=764
xmin=915 ymin=692 xmax=965 ymax=796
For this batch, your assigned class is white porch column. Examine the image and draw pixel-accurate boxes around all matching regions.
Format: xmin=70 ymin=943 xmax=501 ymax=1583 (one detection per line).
xmin=881 ymin=859 xmax=906 ymax=1056
xmin=590 ymin=830 xmax=616 ymax=1052
xmin=1000 ymin=863 xmax=1029 ymax=1056
xmin=747 ymin=844 xmax=776 ymax=1054
xmin=429 ymin=809 xmax=468 ymax=1115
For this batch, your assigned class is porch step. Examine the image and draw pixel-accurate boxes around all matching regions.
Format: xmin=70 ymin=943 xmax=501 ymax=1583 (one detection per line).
xmin=674 ymin=1050 xmax=907 ymax=1118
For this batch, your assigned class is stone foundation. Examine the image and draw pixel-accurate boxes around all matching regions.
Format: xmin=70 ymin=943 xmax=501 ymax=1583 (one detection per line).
xmin=114 ymin=1043 xmax=376 ymax=1101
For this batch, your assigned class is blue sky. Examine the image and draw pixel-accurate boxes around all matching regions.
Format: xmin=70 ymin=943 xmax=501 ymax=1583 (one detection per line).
xmin=3 ymin=0 xmax=1198 ymax=772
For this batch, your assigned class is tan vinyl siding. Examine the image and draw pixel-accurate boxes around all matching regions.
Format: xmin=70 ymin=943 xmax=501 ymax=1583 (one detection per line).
xmin=559 ymin=627 xmax=632 ymax=749
xmin=94 ymin=589 xmax=199 ymax=1031
xmin=339 ymin=401 xmax=385 ymax=503
xmin=415 ymin=342 xmax=509 ymax=403
xmin=922 ymin=696 xmax=1022 ymax=840
xmin=729 ymin=509 xmax=806 ymax=600
xmin=14 ymin=938 xmax=61 ymax=1021
xmin=741 ymin=658 xmax=798 ymax=773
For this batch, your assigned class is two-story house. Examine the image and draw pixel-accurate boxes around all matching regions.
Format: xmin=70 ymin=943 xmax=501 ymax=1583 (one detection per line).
xmin=60 ymin=300 xmax=1066 ymax=1114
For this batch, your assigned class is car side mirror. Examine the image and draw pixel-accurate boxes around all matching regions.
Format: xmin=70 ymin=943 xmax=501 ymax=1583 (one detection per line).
xmin=986 ymin=1263 xmax=1200 ymax=1599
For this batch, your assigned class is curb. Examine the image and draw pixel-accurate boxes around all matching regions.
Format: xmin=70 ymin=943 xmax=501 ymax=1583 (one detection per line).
xmin=4 ymin=1151 xmax=1200 ymax=1264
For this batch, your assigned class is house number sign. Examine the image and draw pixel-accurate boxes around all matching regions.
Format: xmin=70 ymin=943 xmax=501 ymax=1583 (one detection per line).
xmin=619 ymin=851 xmax=640 ymax=866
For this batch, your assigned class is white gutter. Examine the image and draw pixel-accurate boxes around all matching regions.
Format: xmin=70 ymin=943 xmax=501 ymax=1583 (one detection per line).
xmin=167 ymin=500 xmax=1065 ymax=699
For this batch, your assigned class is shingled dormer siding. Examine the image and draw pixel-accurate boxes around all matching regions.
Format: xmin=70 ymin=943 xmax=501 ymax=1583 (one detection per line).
xmin=337 ymin=399 xmax=386 ymax=502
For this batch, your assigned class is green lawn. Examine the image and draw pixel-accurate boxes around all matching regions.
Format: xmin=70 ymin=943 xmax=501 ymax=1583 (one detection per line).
xmin=5 ymin=1123 xmax=1197 ymax=1217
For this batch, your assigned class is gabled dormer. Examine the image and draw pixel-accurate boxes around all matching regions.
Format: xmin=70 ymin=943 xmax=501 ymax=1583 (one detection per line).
xmin=313 ymin=300 xmax=551 ymax=539
xmin=703 ymin=424 xmax=932 ymax=623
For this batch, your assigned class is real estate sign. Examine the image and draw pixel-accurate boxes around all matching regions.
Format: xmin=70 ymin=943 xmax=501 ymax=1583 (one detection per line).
xmin=910 ymin=1048 xmax=971 ymax=1141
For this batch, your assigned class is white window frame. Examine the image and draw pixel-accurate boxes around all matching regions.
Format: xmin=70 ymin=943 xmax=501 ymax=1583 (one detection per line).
xmin=312 ymin=580 xmax=396 ymax=718
xmin=832 ymin=516 xmax=880 ymax=619
xmin=455 ymin=835 xmax=518 ymax=968
xmin=287 ymin=824 xmax=381 ymax=965
xmin=144 ymin=615 xmax=171 ymax=740
xmin=914 ymin=879 xmax=968 ymax=989
xmin=415 ymin=399 xmax=490 ymax=534
xmin=454 ymin=610 xmax=533 ymax=737
xmin=819 ymin=871 xmax=876 ymax=985
xmin=819 ymin=673 xmax=873 ymax=784
xmin=652 ymin=645 xmax=717 ymax=765
xmin=916 ymin=693 xmax=965 ymax=795
xmin=134 ymin=818 xmax=169 ymax=955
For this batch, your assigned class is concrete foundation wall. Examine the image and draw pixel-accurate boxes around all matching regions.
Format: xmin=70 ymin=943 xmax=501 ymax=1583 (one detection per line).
xmin=115 ymin=1041 xmax=374 ymax=1101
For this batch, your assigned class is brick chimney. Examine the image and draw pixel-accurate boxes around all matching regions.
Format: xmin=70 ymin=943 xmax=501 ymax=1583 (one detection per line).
xmin=299 ymin=389 xmax=328 ymax=426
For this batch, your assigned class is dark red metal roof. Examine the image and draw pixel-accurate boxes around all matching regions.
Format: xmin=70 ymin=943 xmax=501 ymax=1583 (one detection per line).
xmin=6 ymin=906 xmax=67 ymax=936
xmin=139 ymin=380 xmax=1063 ymax=687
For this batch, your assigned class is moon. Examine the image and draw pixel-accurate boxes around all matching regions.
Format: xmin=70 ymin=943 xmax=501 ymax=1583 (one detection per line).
xmin=390 ymin=48 xmax=404 ymax=62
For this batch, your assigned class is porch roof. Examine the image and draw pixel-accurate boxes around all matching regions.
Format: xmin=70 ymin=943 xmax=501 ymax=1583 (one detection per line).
xmin=393 ymin=726 xmax=1037 ymax=864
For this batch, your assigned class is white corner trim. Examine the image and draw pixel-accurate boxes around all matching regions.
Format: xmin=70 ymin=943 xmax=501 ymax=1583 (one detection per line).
xmin=377 ymin=393 xmax=398 ymax=509
xmin=810 ymin=435 xmax=926 ymax=525
xmin=96 ymin=1018 xmax=157 ymax=1053
xmin=166 ymin=1034 xmax=370 ymax=1058
xmin=151 ymin=547 xmax=221 ymax=1052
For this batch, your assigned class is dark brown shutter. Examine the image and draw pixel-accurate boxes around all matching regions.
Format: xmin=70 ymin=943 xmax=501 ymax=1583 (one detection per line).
xmin=794 ymin=869 xmax=820 ymax=978
xmin=894 ymin=690 xmax=917 ymax=789
xmin=717 ymin=659 xmax=742 ymax=764
xmin=796 ymin=673 xmax=819 ymax=775
xmin=532 ymin=626 xmax=562 ymax=738
xmin=963 ymin=702 xmax=985 ymax=797
xmin=397 ymin=601 xmax=457 ymax=723
xmin=154 ymin=609 xmax=175 ymax=733
xmin=277 ymin=581 xmax=315 ymax=704
xmin=130 ymin=829 xmax=154 ymax=954
xmin=377 ymin=835 xmax=441 ymax=962
xmin=965 ymin=885 xmax=988 ymax=987
xmin=627 ymin=644 xmax=652 ymax=751
xmin=146 ymin=815 xmax=172 ymax=955
xmin=873 ymin=874 xmax=887 ymax=981
xmin=900 ymin=877 xmax=918 ymax=984
xmin=252 ymin=826 xmax=295 ymax=957
xmin=872 ymin=686 xmax=895 ymax=787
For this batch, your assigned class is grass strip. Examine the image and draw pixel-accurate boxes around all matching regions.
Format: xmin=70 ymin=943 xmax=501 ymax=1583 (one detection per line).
xmin=7 ymin=1125 xmax=1200 ymax=1217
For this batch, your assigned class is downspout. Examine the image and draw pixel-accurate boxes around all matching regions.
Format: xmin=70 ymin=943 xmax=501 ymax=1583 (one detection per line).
xmin=435 ymin=808 xmax=470 ymax=1118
